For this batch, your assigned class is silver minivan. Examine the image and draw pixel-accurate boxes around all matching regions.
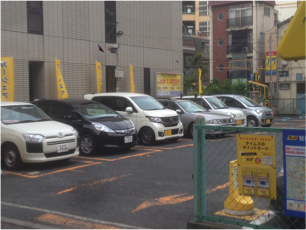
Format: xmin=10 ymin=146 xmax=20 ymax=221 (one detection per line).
xmin=172 ymin=95 xmax=247 ymax=127
xmin=214 ymin=94 xmax=274 ymax=127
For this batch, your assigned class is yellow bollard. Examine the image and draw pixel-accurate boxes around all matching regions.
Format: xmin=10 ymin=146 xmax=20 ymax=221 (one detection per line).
xmin=224 ymin=160 xmax=255 ymax=215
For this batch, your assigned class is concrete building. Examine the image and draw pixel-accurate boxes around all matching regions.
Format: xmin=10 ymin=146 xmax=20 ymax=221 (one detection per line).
xmin=209 ymin=1 xmax=278 ymax=84
xmin=265 ymin=17 xmax=305 ymax=114
xmin=1 ymin=1 xmax=183 ymax=102
xmin=275 ymin=1 xmax=298 ymax=21
xmin=182 ymin=1 xmax=210 ymax=86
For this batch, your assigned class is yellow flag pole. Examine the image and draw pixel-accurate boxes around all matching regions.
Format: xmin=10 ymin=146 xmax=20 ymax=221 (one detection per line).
xmin=96 ymin=61 xmax=102 ymax=93
xmin=55 ymin=59 xmax=69 ymax=99
xmin=198 ymin=68 xmax=202 ymax=95
xmin=130 ymin=64 xmax=135 ymax=93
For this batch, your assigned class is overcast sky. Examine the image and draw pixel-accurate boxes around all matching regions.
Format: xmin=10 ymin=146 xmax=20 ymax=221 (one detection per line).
xmin=275 ymin=1 xmax=298 ymax=21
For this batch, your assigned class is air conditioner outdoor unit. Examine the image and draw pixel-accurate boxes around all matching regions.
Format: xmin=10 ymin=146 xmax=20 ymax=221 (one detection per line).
xmin=242 ymin=47 xmax=249 ymax=53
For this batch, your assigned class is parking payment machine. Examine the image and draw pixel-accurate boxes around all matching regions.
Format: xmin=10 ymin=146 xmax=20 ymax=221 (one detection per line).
xmin=237 ymin=135 xmax=277 ymax=200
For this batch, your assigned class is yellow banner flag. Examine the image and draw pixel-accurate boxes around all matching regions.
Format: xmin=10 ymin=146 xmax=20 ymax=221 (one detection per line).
xmin=198 ymin=68 xmax=202 ymax=95
xmin=130 ymin=64 xmax=135 ymax=93
xmin=96 ymin=61 xmax=102 ymax=93
xmin=55 ymin=59 xmax=69 ymax=99
xmin=1 ymin=57 xmax=14 ymax=101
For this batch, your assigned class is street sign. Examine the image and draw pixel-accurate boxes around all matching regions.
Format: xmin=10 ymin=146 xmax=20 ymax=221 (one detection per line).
xmin=115 ymin=69 xmax=124 ymax=78
xmin=278 ymin=1 xmax=305 ymax=60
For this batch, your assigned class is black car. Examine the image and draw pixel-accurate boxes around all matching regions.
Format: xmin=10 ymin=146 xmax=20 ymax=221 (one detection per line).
xmin=32 ymin=98 xmax=137 ymax=156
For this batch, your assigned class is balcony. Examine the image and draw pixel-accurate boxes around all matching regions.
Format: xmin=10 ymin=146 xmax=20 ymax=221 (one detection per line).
xmin=227 ymin=44 xmax=253 ymax=54
xmin=182 ymin=2 xmax=195 ymax=14
xmin=227 ymin=16 xmax=252 ymax=29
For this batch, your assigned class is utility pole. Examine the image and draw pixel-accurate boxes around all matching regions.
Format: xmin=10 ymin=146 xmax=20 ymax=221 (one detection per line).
xmin=269 ymin=35 xmax=273 ymax=109
xmin=116 ymin=22 xmax=119 ymax=92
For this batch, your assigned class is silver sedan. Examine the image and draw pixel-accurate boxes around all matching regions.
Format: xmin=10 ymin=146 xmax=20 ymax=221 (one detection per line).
xmin=158 ymin=99 xmax=237 ymax=138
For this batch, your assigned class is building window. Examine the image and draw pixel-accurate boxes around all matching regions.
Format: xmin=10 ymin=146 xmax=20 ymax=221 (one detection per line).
xmin=264 ymin=7 xmax=270 ymax=17
xmin=229 ymin=35 xmax=232 ymax=45
xmin=199 ymin=21 xmax=210 ymax=36
xmin=27 ymin=1 xmax=43 ymax=34
xmin=144 ymin=68 xmax=150 ymax=95
xmin=260 ymin=32 xmax=265 ymax=41
xmin=280 ymin=83 xmax=290 ymax=90
xmin=296 ymin=73 xmax=303 ymax=81
xmin=199 ymin=1 xmax=209 ymax=16
xmin=218 ymin=39 xmax=224 ymax=46
xmin=182 ymin=1 xmax=195 ymax=14
xmin=217 ymin=13 xmax=224 ymax=21
xmin=183 ymin=21 xmax=195 ymax=35
xmin=218 ymin=65 xmax=224 ymax=72
xmin=105 ymin=1 xmax=116 ymax=43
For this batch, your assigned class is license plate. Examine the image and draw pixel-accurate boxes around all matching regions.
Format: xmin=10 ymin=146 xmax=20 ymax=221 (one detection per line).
xmin=124 ymin=136 xmax=133 ymax=143
xmin=237 ymin=120 xmax=242 ymax=125
xmin=57 ymin=144 xmax=69 ymax=153
xmin=266 ymin=119 xmax=270 ymax=124
xmin=165 ymin=130 xmax=172 ymax=136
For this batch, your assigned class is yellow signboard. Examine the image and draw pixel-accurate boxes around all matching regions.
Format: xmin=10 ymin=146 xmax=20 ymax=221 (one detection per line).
xmin=278 ymin=1 xmax=305 ymax=60
xmin=96 ymin=61 xmax=102 ymax=93
xmin=1 ymin=57 xmax=14 ymax=101
xmin=55 ymin=59 xmax=69 ymax=99
xmin=155 ymin=72 xmax=182 ymax=98
xmin=266 ymin=55 xmax=277 ymax=71
xmin=237 ymin=134 xmax=276 ymax=200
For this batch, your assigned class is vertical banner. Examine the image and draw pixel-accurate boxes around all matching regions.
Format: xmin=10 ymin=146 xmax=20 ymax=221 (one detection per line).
xmin=1 ymin=57 xmax=14 ymax=101
xmin=130 ymin=64 xmax=135 ymax=93
xmin=55 ymin=59 xmax=69 ymax=99
xmin=198 ymin=68 xmax=202 ymax=95
xmin=96 ymin=61 xmax=102 ymax=93
xmin=266 ymin=52 xmax=277 ymax=75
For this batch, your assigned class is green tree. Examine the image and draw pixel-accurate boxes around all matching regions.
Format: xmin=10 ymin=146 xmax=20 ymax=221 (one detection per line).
xmin=204 ymin=78 xmax=249 ymax=95
xmin=186 ymin=53 xmax=207 ymax=94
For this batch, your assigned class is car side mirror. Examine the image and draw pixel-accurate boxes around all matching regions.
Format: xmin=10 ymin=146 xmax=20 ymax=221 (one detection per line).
xmin=125 ymin=107 xmax=133 ymax=113
xmin=176 ymin=109 xmax=183 ymax=114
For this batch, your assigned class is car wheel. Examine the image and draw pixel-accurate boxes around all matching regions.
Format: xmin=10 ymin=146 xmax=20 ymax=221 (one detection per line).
xmin=2 ymin=144 xmax=23 ymax=170
xmin=139 ymin=127 xmax=155 ymax=145
xmin=247 ymin=116 xmax=259 ymax=127
xmin=262 ymin=124 xmax=272 ymax=127
xmin=168 ymin=137 xmax=179 ymax=143
xmin=187 ymin=122 xmax=194 ymax=138
xmin=80 ymin=135 xmax=97 ymax=156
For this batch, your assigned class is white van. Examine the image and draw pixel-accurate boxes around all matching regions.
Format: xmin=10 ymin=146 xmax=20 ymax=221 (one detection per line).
xmin=84 ymin=93 xmax=184 ymax=145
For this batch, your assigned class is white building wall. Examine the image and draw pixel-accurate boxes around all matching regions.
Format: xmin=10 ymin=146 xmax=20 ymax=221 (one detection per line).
xmin=1 ymin=1 xmax=183 ymax=102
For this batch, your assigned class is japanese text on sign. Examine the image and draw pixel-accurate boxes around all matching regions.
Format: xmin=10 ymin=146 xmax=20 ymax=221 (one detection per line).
xmin=155 ymin=72 xmax=182 ymax=98
xmin=1 ymin=57 xmax=14 ymax=101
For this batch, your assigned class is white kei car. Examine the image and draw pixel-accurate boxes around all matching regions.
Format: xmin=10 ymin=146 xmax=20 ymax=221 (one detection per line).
xmin=1 ymin=101 xmax=79 ymax=169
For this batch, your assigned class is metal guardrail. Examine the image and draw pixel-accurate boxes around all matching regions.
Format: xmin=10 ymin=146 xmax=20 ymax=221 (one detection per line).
xmin=192 ymin=118 xmax=305 ymax=229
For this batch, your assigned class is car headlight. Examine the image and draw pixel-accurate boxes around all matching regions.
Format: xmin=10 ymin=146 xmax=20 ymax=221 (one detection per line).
xmin=208 ymin=119 xmax=222 ymax=124
xmin=226 ymin=112 xmax=235 ymax=119
xmin=92 ymin=122 xmax=114 ymax=133
xmin=22 ymin=133 xmax=44 ymax=143
xmin=146 ymin=116 xmax=163 ymax=124
xmin=255 ymin=109 xmax=263 ymax=115
xmin=129 ymin=119 xmax=135 ymax=130
xmin=72 ymin=128 xmax=79 ymax=138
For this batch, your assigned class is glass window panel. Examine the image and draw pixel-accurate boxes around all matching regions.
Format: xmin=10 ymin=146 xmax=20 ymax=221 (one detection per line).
xmin=28 ymin=14 xmax=42 ymax=33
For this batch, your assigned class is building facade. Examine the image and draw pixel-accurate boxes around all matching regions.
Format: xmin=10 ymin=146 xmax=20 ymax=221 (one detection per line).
xmin=1 ymin=1 xmax=183 ymax=102
xmin=209 ymin=1 xmax=278 ymax=84
xmin=265 ymin=17 xmax=305 ymax=114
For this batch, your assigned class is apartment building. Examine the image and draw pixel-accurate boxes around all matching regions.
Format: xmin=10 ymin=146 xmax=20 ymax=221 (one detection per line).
xmin=1 ymin=1 xmax=183 ymax=102
xmin=182 ymin=1 xmax=210 ymax=86
xmin=209 ymin=1 xmax=278 ymax=84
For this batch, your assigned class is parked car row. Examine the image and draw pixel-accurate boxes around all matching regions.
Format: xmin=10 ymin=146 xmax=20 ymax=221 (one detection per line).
xmin=1 ymin=92 xmax=274 ymax=170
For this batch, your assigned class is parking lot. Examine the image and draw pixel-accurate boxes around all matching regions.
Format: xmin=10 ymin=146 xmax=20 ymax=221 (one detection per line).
xmin=1 ymin=116 xmax=305 ymax=229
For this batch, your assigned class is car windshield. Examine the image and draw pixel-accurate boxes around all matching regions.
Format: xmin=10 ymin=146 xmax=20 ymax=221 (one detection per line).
xmin=177 ymin=100 xmax=207 ymax=113
xmin=237 ymin=97 xmax=260 ymax=107
xmin=74 ymin=102 xmax=120 ymax=119
xmin=205 ymin=97 xmax=228 ymax=109
xmin=130 ymin=96 xmax=165 ymax=110
xmin=1 ymin=105 xmax=51 ymax=124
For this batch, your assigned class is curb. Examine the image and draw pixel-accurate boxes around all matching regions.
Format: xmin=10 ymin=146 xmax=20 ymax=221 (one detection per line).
xmin=187 ymin=220 xmax=240 ymax=229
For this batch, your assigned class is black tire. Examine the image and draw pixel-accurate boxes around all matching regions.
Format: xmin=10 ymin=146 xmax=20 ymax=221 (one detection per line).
xmin=79 ymin=134 xmax=97 ymax=156
xmin=262 ymin=124 xmax=272 ymax=127
xmin=168 ymin=137 xmax=179 ymax=143
xmin=139 ymin=127 xmax=155 ymax=145
xmin=247 ymin=116 xmax=259 ymax=127
xmin=2 ymin=144 xmax=23 ymax=170
xmin=187 ymin=122 xmax=194 ymax=138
